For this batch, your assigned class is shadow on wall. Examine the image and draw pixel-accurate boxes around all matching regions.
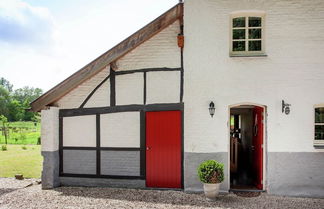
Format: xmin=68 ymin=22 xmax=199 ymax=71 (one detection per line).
xmin=53 ymin=187 xmax=241 ymax=208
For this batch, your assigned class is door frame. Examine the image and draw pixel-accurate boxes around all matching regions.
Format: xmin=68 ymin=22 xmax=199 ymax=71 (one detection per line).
xmin=228 ymin=102 xmax=267 ymax=191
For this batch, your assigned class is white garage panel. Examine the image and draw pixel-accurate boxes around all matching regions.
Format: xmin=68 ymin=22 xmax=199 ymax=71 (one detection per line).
xmin=100 ymin=112 xmax=140 ymax=147
xmin=146 ymin=71 xmax=180 ymax=104
xmin=116 ymin=73 xmax=143 ymax=105
xmin=63 ymin=115 xmax=96 ymax=147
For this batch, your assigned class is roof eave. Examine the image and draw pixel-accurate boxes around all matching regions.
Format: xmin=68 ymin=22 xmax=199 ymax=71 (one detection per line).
xmin=30 ymin=3 xmax=183 ymax=112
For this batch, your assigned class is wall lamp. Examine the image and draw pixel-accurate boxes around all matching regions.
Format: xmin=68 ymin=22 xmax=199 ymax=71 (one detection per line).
xmin=209 ymin=101 xmax=215 ymax=117
xmin=282 ymin=100 xmax=291 ymax=115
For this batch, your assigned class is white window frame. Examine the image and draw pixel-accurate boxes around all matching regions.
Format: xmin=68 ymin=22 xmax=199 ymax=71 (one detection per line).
xmin=314 ymin=104 xmax=324 ymax=147
xmin=230 ymin=11 xmax=266 ymax=57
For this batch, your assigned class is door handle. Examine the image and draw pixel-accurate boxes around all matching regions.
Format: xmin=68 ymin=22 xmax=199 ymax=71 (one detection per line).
xmin=146 ymin=146 xmax=151 ymax=151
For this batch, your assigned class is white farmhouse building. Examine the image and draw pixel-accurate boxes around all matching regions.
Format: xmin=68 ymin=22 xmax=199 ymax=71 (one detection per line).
xmin=31 ymin=0 xmax=324 ymax=197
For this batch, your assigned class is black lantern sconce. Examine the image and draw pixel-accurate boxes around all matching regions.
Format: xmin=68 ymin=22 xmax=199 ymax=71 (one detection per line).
xmin=282 ymin=100 xmax=291 ymax=115
xmin=209 ymin=101 xmax=215 ymax=117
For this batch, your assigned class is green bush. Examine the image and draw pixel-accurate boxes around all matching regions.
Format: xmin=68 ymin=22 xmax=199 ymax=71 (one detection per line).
xmin=197 ymin=160 xmax=224 ymax=183
xmin=21 ymin=145 xmax=27 ymax=150
xmin=1 ymin=144 xmax=7 ymax=151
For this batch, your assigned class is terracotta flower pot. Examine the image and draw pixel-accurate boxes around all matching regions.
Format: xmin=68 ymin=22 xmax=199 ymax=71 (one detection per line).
xmin=203 ymin=183 xmax=221 ymax=200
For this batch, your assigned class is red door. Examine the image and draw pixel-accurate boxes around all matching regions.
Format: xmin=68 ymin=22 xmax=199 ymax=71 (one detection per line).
xmin=146 ymin=111 xmax=182 ymax=188
xmin=253 ymin=106 xmax=264 ymax=190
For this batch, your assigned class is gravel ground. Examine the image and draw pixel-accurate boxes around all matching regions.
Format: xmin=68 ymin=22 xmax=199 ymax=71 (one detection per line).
xmin=0 ymin=178 xmax=323 ymax=209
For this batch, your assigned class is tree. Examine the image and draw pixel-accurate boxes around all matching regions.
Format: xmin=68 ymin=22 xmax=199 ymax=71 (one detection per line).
xmin=0 ymin=115 xmax=9 ymax=144
xmin=8 ymin=100 xmax=24 ymax=121
xmin=0 ymin=78 xmax=13 ymax=92
xmin=13 ymin=87 xmax=43 ymax=104
xmin=0 ymin=79 xmax=43 ymax=122
xmin=13 ymin=87 xmax=43 ymax=121
xmin=0 ymin=86 xmax=10 ymax=118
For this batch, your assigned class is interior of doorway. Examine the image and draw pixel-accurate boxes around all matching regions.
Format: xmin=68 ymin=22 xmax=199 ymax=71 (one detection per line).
xmin=230 ymin=105 xmax=264 ymax=191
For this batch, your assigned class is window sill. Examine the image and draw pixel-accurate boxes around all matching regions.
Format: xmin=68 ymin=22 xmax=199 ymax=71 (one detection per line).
xmin=229 ymin=54 xmax=267 ymax=57
xmin=314 ymin=141 xmax=324 ymax=149
xmin=314 ymin=145 xmax=324 ymax=149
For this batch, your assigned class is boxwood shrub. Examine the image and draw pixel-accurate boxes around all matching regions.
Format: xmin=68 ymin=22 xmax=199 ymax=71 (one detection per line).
xmin=197 ymin=160 xmax=224 ymax=183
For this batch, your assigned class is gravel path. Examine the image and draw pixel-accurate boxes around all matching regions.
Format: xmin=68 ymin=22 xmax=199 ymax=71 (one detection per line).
xmin=0 ymin=178 xmax=323 ymax=209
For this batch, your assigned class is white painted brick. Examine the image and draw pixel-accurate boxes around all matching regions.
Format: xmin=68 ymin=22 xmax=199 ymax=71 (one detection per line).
xmin=63 ymin=115 xmax=97 ymax=147
xmin=184 ymin=0 xmax=324 ymax=152
xmin=117 ymin=20 xmax=181 ymax=71
xmin=116 ymin=73 xmax=144 ymax=105
xmin=100 ymin=112 xmax=140 ymax=148
xmin=84 ymin=79 xmax=110 ymax=108
xmin=55 ymin=66 xmax=110 ymax=109
xmin=146 ymin=71 xmax=180 ymax=104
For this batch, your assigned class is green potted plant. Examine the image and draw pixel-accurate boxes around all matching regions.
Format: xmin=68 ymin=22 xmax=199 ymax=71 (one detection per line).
xmin=198 ymin=160 xmax=224 ymax=200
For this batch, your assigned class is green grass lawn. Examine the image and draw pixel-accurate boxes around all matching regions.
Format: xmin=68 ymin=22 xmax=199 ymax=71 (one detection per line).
xmin=0 ymin=145 xmax=42 ymax=178
xmin=0 ymin=121 xmax=40 ymax=144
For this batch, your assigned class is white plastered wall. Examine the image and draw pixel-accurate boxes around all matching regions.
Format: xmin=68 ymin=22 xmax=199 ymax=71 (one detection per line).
xmin=63 ymin=115 xmax=97 ymax=147
xmin=117 ymin=20 xmax=181 ymax=71
xmin=55 ymin=66 xmax=110 ymax=109
xmin=100 ymin=112 xmax=140 ymax=147
xmin=41 ymin=107 xmax=59 ymax=152
xmin=184 ymin=0 xmax=324 ymax=153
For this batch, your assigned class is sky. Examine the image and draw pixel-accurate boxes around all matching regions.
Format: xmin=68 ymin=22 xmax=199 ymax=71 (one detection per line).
xmin=0 ymin=0 xmax=178 ymax=91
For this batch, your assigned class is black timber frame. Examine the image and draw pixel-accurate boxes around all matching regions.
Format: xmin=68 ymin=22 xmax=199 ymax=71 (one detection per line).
xmin=59 ymin=102 xmax=184 ymax=187
xmin=79 ymin=67 xmax=182 ymax=109
xmin=60 ymin=19 xmax=185 ymax=188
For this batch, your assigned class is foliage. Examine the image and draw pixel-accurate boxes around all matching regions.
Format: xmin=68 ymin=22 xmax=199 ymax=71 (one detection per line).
xmin=0 ymin=78 xmax=13 ymax=92
xmin=198 ymin=160 xmax=224 ymax=184
xmin=21 ymin=145 xmax=27 ymax=150
xmin=0 ymin=145 xmax=42 ymax=178
xmin=0 ymin=77 xmax=43 ymax=122
xmin=1 ymin=144 xmax=7 ymax=151
xmin=0 ymin=115 xmax=9 ymax=144
xmin=0 ymin=86 xmax=10 ymax=117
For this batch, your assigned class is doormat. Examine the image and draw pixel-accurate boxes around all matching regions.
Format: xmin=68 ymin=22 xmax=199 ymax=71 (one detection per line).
xmin=233 ymin=191 xmax=261 ymax=197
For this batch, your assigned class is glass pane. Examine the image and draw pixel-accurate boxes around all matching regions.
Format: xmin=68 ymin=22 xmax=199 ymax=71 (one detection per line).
xmin=233 ymin=41 xmax=245 ymax=51
xmin=233 ymin=29 xmax=245 ymax=39
xmin=249 ymin=29 xmax=261 ymax=39
xmin=315 ymin=125 xmax=324 ymax=140
xmin=249 ymin=17 xmax=261 ymax=27
xmin=248 ymin=40 xmax=262 ymax=51
xmin=233 ymin=17 xmax=245 ymax=27
xmin=315 ymin=108 xmax=324 ymax=123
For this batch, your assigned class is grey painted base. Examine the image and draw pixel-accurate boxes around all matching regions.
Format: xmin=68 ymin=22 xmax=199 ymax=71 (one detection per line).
xmin=184 ymin=152 xmax=229 ymax=193
xmin=60 ymin=177 xmax=145 ymax=188
xmin=42 ymin=151 xmax=60 ymax=189
xmin=268 ymin=152 xmax=324 ymax=198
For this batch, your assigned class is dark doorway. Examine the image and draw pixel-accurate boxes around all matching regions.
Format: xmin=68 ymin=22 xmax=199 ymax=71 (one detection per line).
xmin=230 ymin=106 xmax=264 ymax=191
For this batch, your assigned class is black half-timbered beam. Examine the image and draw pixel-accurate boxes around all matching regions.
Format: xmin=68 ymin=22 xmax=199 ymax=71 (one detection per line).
xmin=115 ymin=67 xmax=181 ymax=75
xmin=60 ymin=103 xmax=184 ymax=117
xmin=79 ymin=74 xmax=111 ymax=108
xmin=110 ymin=67 xmax=116 ymax=106
xmin=96 ymin=114 xmax=101 ymax=176
xmin=143 ymin=72 xmax=147 ymax=105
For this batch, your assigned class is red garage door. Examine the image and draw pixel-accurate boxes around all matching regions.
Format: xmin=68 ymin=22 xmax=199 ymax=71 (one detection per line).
xmin=146 ymin=111 xmax=182 ymax=188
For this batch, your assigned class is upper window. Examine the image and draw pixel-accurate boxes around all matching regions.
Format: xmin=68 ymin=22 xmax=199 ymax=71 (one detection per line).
xmin=314 ymin=106 xmax=324 ymax=147
xmin=230 ymin=12 xmax=265 ymax=56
